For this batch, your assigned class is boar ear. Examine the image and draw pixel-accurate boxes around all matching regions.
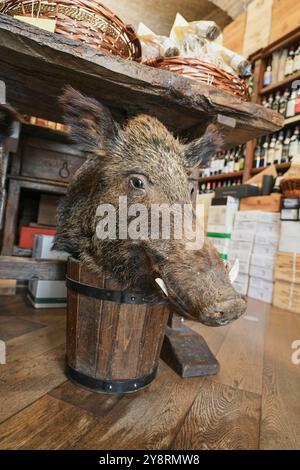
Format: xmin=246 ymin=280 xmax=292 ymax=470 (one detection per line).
xmin=184 ymin=124 xmax=224 ymax=168
xmin=59 ymin=86 xmax=119 ymax=152
xmin=0 ymin=104 xmax=18 ymax=144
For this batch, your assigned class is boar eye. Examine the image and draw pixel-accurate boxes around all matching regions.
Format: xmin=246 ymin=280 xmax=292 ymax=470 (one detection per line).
xmin=129 ymin=176 xmax=145 ymax=190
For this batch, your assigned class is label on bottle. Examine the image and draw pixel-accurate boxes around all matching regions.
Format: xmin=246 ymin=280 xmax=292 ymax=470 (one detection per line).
xmin=286 ymin=98 xmax=296 ymax=117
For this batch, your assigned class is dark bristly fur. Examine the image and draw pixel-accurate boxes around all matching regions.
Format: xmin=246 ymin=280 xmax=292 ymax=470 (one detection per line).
xmin=0 ymin=104 xmax=18 ymax=144
xmin=53 ymin=87 xmax=246 ymax=326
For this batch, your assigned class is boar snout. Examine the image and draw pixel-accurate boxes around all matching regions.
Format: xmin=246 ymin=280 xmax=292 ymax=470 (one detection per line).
xmin=200 ymin=294 xmax=247 ymax=327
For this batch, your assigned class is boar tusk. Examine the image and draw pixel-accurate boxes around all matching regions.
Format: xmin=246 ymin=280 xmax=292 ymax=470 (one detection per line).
xmin=155 ymin=278 xmax=168 ymax=296
xmin=228 ymin=258 xmax=239 ymax=284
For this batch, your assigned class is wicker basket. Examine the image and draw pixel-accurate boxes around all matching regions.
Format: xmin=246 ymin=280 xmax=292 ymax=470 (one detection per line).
xmin=280 ymin=177 xmax=300 ymax=198
xmin=144 ymin=56 xmax=250 ymax=101
xmin=0 ymin=0 xmax=141 ymax=59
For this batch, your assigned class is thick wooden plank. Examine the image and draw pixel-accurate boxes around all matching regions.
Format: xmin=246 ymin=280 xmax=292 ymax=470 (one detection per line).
xmin=212 ymin=298 xmax=270 ymax=395
xmin=72 ymin=361 xmax=204 ymax=450
xmin=0 ymin=256 xmax=67 ymax=280
xmin=171 ymin=379 xmax=260 ymax=450
xmin=260 ymin=306 xmax=300 ymax=449
xmin=0 ymin=394 xmax=97 ymax=450
xmin=0 ymin=15 xmax=283 ymax=146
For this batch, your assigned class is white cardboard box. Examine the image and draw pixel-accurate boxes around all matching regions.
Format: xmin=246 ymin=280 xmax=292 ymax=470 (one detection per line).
xmin=278 ymin=236 xmax=300 ymax=253
xmin=207 ymin=224 xmax=232 ymax=234
xmin=235 ymin=211 xmax=280 ymax=223
xmin=254 ymin=233 xmax=279 ymax=248
xmin=252 ymin=243 xmax=277 ymax=256
xmin=251 ymin=253 xmax=276 ymax=270
xmin=248 ymin=276 xmax=273 ymax=303
xmin=234 ymin=220 xmax=280 ymax=235
xmin=27 ymin=280 xmax=67 ymax=309
xmin=231 ymin=229 xmax=256 ymax=243
xmin=229 ymin=239 xmax=254 ymax=255
xmin=228 ymin=250 xmax=251 ymax=274
xmin=207 ymin=197 xmax=239 ymax=227
xmin=208 ymin=236 xmax=231 ymax=255
xmin=233 ymin=273 xmax=249 ymax=295
xmin=249 ymin=264 xmax=274 ymax=281
xmin=33 ymin=235 xmax=69 ymax=261
xmin=280 ymin=221 xmax=300 ymax=238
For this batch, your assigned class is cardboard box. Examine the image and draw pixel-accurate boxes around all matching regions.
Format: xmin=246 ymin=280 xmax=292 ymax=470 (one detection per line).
xmin=248 ymin=276 xmax=273 ymax=303
xmin=275 ymin=252 xmax=300 ymax=284
xmin=235 ymin=211 xmax=280 ymax=223
xmin=19 ymin=226 xmax=56 ymax=249
xmin=231 ymin=229 xmax=256 ymax=243
xmin=27 ymin=280 xmax=67 ymax=309
xmin=37 ymin=194 xmax=60 ymax=226
xmin=228 ymin=250 xmax=251 ymax=274
xmin=281 ymin=198 xmax=299 ymax=221
xmin=240 ymin=194 xmax=282 ymax=212
xmin=233 ymin=273 xmax=249 ymax=296
xmin=273 ymin=280 xmax=300 ymax=314
xmin=249 ymin=264 xmax=274 ymax=281
xmin=207 ymin=197 xmax=239 ymax=227
xmin=251 ymin=253 xmax=276 ymax=270
xmin=208 ymin=236 xmax=231 ymax=255
xmin=255 ymin=233 xmax=279 ymax=249
xmin=279 ymin=237 xmax=300 ymax=254
xmin=228 ymin=239 xmax=253 ymax=255
xmin=207 ymin=224 xmax=232 ymax=234
xmin=33 ymin=235 xmax=69 ymax=261
xmin=234 ymin=219 xmax=280 ymax=234
xmin=280 ymin=221 xmax=300 ymax=237
xmin=252 ymin=243 xmax=277 ymax=256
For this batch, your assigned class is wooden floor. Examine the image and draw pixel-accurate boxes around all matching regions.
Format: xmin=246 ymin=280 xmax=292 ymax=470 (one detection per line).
xmin=0 ymin=294 xmax=299 ymax=450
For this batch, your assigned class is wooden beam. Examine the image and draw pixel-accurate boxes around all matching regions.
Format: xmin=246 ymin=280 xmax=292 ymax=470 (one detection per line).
xmin=0 ymin=256 xmax=66 ymax=280
xmin=0 ymin=15 xmax=284 ymax=147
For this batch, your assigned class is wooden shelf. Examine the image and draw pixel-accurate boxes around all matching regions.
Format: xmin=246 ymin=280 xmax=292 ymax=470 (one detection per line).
xmin=0 ymin=15 xmax=284 ymax=147
xmin=260 ymin=71 xmax=300 ymax=96
xmin=192 ymin=171 xmax=243 ymax=183
xmin=284 ymin=114 xmax=300 ymax=126
xmin=250 ymin=162 xmax=290 ymax=174
xmin=0 ymin=256 xmax=66 ymax=280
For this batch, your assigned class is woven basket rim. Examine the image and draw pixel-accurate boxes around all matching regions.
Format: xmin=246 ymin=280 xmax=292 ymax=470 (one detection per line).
xmin=0 ymin=0 xmax=141 ymax=59
xmin=144 ymin=55 xmax=250 ymax=100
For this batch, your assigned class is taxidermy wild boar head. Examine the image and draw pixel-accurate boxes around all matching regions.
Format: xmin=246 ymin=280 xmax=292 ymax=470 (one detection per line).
xmin=54 ymin=87 xmax=246 ymax=326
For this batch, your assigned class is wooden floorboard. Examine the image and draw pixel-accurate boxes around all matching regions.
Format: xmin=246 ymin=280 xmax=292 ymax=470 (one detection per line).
xmin=260 ymin=306 xmax=300 ymax=450
xmin=0 ymin=294 xmax=299 ymax=449
xmin=171 ymin=379 xmax=260 ymax=450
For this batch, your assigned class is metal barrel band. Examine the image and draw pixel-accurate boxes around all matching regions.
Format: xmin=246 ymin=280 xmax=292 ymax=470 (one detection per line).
xmin=66 ymin=363 xmax=157 ymax=394
xmin=66 ymin=276 xmax=152 ymax=304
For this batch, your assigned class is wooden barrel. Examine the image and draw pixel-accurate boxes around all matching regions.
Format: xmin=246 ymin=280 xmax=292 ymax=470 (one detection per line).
xmin=66 ymin=258 xmax=170 ymax=394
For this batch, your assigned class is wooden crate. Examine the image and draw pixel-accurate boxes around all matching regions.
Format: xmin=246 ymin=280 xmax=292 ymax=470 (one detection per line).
xmin=275 ymin=252 xmax=300 ymax=284
xmin=240 ymin=193 xmax=282 ymax=212
xmin=273 ymin=279 xmax=300 ymax=314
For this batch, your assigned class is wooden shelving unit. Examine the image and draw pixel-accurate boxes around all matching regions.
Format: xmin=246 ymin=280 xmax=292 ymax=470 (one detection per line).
xmin=250 ymin=162 xmax=290 ymax=175
xmin=193 ymin=171 xmax=243 ymax=184
xmin=260 ymin=70 xmax=300 ymax=96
